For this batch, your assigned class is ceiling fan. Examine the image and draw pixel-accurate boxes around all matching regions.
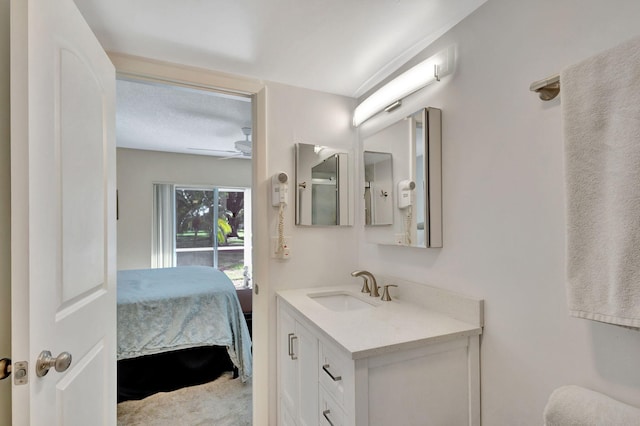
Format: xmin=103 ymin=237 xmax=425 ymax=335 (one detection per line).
xmin=187 ymin=127 xmax=252 ymax=158
xmin=233 ymin=127 xmax=252 ymax=157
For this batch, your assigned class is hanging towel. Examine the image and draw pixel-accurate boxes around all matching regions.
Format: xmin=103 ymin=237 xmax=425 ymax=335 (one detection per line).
xmin=562 ymin=36 xmax=640 ymax=328
xmin=543 ymin=385 xmax=640 ymax=426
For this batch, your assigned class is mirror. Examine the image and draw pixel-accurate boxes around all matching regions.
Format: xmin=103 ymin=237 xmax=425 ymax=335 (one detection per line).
xmin=362 ymin=107 xmax=442 ymax=248
xmin=295 ymin=143 xmax=352 ymax=226
xmin=364 ymin=151 xmax=393 ymax=226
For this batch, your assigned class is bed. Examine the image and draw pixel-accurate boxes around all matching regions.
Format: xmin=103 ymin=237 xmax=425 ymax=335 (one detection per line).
xmin=117 ymin=266 xmax=252 ymax=401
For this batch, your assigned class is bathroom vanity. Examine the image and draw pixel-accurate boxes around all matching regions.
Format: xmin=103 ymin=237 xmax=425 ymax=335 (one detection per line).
xmin=276 ymin=282 xmax=483 ymax=426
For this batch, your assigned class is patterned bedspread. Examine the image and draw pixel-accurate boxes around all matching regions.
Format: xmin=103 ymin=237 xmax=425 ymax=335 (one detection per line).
xmin=117 ymin=266 xmax=252 ymax=381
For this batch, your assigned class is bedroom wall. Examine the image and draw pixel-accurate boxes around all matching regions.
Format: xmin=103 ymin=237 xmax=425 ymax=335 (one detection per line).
xmin=0 ymin=0 xmax=11 ymax=422
xmin=356 ymin=0 xmax=640 ymax=424
xmin=116 ymin=148 xmax=251 ymax=270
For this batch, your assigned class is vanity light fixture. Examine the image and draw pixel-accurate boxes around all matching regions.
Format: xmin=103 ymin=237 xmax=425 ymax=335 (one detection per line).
xmin=353 ymin=47 xmax=453 ymax=127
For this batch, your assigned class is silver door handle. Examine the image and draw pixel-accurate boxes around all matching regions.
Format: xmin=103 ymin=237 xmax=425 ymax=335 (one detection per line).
xmin=36 ymin=350 xmax=72 ymax=377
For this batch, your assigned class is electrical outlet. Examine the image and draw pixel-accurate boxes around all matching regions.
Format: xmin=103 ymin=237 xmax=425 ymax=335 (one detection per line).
xmin=271 ymin=236 xmax=291 ymax=259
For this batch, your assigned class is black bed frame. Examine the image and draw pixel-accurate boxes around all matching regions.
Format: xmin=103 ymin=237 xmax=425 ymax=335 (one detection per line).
xmin=117 ymin=345 xmax=235 ymax=402
xmin=117 ymin=310 xmax=252 ymax=402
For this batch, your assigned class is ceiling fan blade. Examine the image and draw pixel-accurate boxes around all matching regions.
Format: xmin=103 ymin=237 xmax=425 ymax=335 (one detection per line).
xmin=217 ymin=153 xmax=252 ymax=160
xmin=187 ymin=147 xmax=236 ymax=153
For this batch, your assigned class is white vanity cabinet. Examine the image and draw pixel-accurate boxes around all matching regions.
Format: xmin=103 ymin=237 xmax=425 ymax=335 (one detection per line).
xmin=277 ymin=286 xmax=483 ymax=426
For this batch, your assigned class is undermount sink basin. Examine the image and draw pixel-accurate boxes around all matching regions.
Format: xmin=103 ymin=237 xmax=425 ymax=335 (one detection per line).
xmin=308 ymin=291 xmax=376 ymax=312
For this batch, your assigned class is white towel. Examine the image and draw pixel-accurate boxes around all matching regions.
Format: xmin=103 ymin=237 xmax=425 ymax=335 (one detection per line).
xmin=562 ymin=36 xmax=640 ymax=328
xmin=544 ymin=385 xmax=640 ymax=426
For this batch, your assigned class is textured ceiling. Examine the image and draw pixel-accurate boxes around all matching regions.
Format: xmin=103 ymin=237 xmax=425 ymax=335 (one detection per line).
xmin=116 ymin=79 xmax=253 ymax=158
xmin=79 ymin=0 xmax=487 ymax=156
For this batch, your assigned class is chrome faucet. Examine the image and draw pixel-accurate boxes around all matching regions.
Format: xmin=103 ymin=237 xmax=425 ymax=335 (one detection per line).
xmin=350 ymin=270 xmax=379 ymax=297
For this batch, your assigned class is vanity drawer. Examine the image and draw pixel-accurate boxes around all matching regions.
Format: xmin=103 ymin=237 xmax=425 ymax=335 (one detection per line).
xmin=318 ymin=340 xmax=352 ymax=407
xmin=319 ymin=386 xmax=347 ymax=426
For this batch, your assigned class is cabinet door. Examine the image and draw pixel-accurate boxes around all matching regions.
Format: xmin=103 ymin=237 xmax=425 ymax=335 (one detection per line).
xmin=278 ymin=304 xmax=318 ymax=426
xmin=279 ymin=307 xmax=298 ymax=416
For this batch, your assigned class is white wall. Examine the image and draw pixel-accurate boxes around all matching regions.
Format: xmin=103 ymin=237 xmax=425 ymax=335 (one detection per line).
xmin=357 ymin=0 xmax=640 ymax=424
xmin=116 ymin=148 xmax=251 ymax=269
xmin=264 ymin=81 xmax=357 ymax=425
xmin=0 ymin=0 xmax=11 ymax=422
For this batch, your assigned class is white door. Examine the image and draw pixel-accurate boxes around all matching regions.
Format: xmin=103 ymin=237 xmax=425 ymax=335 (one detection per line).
xmin=10 ymin=0 xmax=117 ymax=423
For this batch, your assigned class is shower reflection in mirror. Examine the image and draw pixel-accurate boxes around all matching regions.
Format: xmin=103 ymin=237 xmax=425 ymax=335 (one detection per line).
xmin=364 ymin=151 xmax=393 ymax=226
xmin=295 ymin=143 xmax=352 ymax=226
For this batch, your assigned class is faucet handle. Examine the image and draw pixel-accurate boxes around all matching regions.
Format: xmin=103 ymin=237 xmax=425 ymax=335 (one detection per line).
xmin=381 ymin=284 xmax=398 ymax=301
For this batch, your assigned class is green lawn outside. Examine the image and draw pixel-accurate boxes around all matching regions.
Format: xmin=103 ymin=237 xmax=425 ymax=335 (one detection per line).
xmin=176 ymin=230 xmax=244 ymax=248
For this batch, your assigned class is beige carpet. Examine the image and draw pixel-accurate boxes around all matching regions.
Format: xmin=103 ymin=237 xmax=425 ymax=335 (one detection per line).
xmin=117 ymin=372 xmax=252 ymax=425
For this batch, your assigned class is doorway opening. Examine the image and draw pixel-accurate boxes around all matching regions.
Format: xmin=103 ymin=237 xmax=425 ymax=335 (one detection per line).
xmin=114 ymin=76 xmax=254 ymax=423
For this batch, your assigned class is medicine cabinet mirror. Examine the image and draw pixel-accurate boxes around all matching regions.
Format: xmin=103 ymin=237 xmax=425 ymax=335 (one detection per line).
xmin=362 ymin=107 xmax=442 ymax=248
xmin=364 ymin=151 xmax=393 ymax=226
xmin=295 ymin=143 xmax=353 ymax=226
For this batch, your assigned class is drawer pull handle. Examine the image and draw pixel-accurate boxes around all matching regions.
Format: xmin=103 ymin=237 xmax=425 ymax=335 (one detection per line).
xmin=288 ymin=333 xmax=298 ymax=360
xmin=322 ymin=364 xmax=342 ymax=381
xmin=322 ymin=409 xmax=335 ymax=426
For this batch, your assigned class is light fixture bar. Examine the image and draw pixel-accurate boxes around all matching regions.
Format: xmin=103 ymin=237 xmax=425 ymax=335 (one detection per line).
xmin=353 ymin=47 xmax=452 ymax=127
xmin=384 ymin=100 xmax=402 ymax=112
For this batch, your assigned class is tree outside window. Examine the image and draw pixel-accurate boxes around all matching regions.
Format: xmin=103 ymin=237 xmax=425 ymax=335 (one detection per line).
xmin=175 ymin=187 xmax=247 ymax=286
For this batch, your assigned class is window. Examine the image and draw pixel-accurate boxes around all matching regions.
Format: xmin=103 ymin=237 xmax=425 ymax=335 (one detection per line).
xmin=153 ymin=184 xmax=251 ymax=287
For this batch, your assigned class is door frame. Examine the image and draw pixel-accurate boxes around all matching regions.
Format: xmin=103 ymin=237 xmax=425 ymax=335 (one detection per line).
xmin=108 ymin=53 xmax=270 ymax=424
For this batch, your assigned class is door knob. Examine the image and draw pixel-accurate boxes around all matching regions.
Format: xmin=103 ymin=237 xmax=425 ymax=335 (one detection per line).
xmin=0 ymin=358 xmax=10 ymax=380
xmin=36 ymin=350 xmax=72 ymax=377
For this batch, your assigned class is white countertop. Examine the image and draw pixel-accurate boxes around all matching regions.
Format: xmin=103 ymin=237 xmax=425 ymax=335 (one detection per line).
xmin=277 ymin=285 xmax=483 ymax=360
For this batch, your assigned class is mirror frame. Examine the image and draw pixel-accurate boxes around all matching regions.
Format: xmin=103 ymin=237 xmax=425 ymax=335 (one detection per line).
xmin=415 ymin=107 xmax=443 ymax=248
